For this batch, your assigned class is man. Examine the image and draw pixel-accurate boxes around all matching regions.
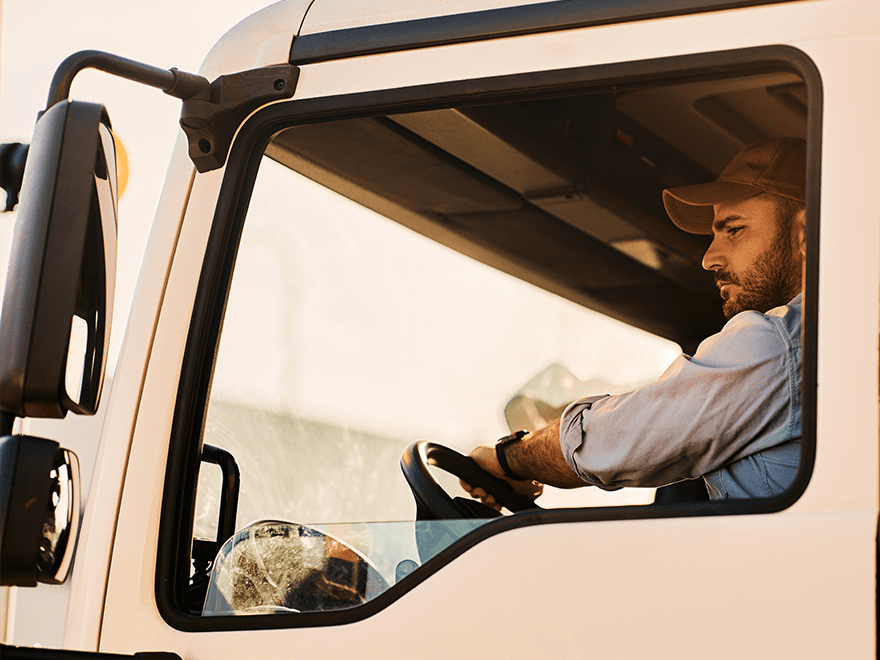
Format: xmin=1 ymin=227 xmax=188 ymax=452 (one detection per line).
xmin=464 ymin=137 xmax=807 ymax=503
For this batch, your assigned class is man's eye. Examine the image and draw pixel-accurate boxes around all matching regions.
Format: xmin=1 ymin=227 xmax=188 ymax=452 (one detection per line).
xmin=728 ymin=226 xmax=744 ymax=236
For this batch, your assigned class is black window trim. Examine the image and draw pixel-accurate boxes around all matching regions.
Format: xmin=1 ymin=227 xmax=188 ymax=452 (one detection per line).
xmin=290 ymin=0 xmax=805 ymax=65
xmin=156 ymin=44 xmax=822 ymax=632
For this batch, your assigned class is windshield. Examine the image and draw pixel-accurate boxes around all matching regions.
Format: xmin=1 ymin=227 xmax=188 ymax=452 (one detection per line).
xmin=195 ymin=156 xmax=680 ymax=540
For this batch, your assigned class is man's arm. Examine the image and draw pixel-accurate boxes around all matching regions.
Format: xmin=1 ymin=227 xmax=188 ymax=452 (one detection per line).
xmin=461 ymin=419 xmax=585 ymax=508
xmin=497 ymin=419 xmax=584 ymax=488
xmin=463 ymin=298 xmax=800 ymax=505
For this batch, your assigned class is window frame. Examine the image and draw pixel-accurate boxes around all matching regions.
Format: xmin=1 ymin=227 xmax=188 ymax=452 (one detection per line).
xmin=156 ymin=44 xmax=822 ymax=631
xmin=290 ymin=0 xmax=806 ymax=65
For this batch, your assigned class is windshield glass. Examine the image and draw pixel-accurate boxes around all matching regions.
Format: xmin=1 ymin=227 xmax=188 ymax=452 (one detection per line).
xmin=196 ymin=156 xmax=680 ymax=539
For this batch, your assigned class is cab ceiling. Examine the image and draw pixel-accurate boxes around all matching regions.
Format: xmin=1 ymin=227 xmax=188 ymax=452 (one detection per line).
xmin=267 ymin=70 xmax=807 ymax=352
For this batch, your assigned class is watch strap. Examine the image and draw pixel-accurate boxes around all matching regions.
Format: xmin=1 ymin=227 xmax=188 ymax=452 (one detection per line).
xmin=495 ymin=430 xmax=528 ymax=481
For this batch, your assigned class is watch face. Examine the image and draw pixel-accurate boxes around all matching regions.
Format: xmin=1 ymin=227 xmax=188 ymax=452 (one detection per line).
xmin=499 ymin=430 xmax=527 ymax=445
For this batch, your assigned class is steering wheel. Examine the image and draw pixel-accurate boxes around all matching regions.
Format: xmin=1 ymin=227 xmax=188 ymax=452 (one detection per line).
xmin=400 ymin=441 xmax=541 ymax=519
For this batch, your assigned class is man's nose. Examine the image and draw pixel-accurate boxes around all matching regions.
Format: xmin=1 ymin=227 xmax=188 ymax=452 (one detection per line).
xmin=702 ymin=235 xmax=725 ymax=272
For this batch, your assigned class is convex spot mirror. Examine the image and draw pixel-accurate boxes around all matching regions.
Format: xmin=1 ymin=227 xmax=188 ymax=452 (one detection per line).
xmin=0 ymin=100 xmax=117 ymax=418
xmin=0 ymin=435 xmax=81 ymax=586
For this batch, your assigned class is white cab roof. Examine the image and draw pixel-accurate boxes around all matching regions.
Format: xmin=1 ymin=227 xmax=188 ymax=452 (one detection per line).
xmin=299 ymin=0 xmax=553 ymax=34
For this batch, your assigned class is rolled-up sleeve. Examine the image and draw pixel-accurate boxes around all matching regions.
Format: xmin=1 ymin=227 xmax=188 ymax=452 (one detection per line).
xmin=559 ymin=306 xmax=801 ymax=490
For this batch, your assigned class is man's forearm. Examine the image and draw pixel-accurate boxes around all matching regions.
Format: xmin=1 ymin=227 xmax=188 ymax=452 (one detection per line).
xmin=505 ymin=419 xmax=584 ymax=488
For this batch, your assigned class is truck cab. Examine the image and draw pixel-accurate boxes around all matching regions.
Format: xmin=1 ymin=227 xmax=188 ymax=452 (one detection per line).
xmin=1 ymin=0 xmax=878 ymax=657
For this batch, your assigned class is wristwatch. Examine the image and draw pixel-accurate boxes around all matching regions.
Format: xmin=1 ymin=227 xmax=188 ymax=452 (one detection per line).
xmin=495 ymin=430 xmax=529 ymax=481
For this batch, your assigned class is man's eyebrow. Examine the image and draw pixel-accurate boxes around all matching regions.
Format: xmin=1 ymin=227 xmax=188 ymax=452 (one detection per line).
xmin=712 ymin=214 xmax=745 ymax=232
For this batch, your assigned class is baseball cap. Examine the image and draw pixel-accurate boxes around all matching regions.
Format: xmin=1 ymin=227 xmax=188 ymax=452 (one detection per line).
xmin=662 ymin=137 xmax=806 ymax=235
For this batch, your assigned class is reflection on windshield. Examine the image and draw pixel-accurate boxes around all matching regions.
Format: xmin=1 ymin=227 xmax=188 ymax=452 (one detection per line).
xmin=203 ymin=519 xmax=490 ymax=615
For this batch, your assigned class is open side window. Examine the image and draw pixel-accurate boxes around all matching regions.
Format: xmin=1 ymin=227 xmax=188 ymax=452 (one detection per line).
xmin=159 ymin=46 xmax=820 ymax=628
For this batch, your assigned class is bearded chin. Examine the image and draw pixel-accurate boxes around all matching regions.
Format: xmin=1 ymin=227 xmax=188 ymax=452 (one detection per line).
xmin=722 ymin=291 xmax=766 ymax=319
xmin=719 ymin=247 xmax=801 ymax=319
xmin=722 ymin=296 xmax=741 ymax=319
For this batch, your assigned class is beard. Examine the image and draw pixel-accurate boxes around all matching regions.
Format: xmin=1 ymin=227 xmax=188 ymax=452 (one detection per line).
xmin=716 ymin=231 xmax=802 ymax=319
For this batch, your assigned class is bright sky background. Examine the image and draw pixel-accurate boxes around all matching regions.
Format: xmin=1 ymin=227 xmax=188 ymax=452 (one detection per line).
xmin=0 ymin=0 xmax=278 ymax=358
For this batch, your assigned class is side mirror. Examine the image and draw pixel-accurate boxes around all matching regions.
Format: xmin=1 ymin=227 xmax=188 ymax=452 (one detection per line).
xmin=0 ymin=435 xmax=81 ymax=586
xmin=0 ymin=100 xmax=117 ymax=418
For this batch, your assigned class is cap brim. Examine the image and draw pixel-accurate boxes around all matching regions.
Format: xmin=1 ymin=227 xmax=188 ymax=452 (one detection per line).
xmin=663 ymin=181 xmax=763 ymax=234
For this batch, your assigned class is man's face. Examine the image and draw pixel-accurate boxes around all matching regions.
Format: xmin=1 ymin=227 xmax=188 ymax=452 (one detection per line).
xmin=703 ymin=195 xmax=803 ymax=319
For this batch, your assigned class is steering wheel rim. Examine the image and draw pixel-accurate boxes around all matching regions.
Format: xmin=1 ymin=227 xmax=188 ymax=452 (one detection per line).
xmin=400 ymin=441 xmax=540 ymax=519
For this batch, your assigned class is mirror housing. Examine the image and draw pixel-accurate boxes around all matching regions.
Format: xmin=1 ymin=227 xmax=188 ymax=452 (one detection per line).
xmin=0 ymin=100 xmax=117 ymax=418
xmin=0 ymin=435 xmax=81 ymax=586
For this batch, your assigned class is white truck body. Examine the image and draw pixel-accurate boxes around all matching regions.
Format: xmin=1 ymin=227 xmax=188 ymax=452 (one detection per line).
xmin=1 ymin=0 xmax=878 ymax=657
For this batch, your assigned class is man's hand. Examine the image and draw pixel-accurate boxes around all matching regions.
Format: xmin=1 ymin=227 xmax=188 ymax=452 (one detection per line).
xmin=460 ymin=444 xmax=544 ymax=511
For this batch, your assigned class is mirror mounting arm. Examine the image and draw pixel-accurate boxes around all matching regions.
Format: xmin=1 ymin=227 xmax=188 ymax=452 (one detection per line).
xmin=44 ymin=50 xmax=300 ymax=173
xmin=46 ymin=50 xmax=210 ymax=110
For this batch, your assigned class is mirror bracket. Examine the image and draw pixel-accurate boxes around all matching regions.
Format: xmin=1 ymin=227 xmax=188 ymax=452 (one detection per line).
xmin=0 ymin=142 xmax=28 ymax=212
xmin=179 ymin=64 xmax=299 ymax=173
xmin=45 ymin=50 xmax=299 ymax=173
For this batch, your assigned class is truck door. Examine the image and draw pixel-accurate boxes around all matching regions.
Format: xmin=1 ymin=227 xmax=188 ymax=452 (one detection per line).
xmin=96 ymin=1 xmax=879 ymax=657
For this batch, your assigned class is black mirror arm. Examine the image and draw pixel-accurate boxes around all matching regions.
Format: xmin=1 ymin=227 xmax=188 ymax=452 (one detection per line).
xmin=42 ymin=50 xmax=299 ymax=173
xmin=45 ymin=50 xmax=209 ymax=110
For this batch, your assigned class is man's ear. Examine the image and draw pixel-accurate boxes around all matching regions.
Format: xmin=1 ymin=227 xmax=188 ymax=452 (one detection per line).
xmin=795 ymin=208 xmax=806 ymax=257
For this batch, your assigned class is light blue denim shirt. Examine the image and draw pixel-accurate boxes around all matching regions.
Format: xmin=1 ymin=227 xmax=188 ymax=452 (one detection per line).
xmin=560 ymin=294 xmax=802 ymax=500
